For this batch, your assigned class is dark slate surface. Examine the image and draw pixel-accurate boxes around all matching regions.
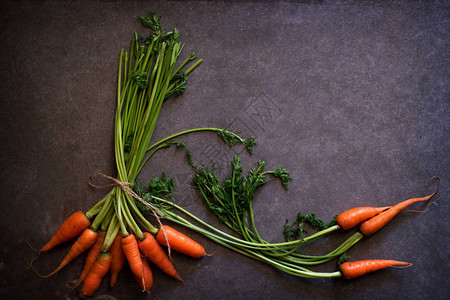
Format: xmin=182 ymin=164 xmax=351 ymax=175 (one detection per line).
xmin=1 ymin=1 xmax=449 ymax=299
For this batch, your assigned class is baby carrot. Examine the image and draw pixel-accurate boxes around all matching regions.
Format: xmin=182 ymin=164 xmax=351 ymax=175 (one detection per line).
xmin=75 ymin=230 xmax=106 ymax=287
xmin=340 ymin=259 xmax=412 ymax=279
xmin=41 ymin=228 xmax=98 ymax=277
xmin=135 ymin=258 xmax=153 ymax=293
xmin=81 ymin=252 xmax=112 ymax=296
xmin=122 ymin=234 xmax=144 ymax=279
xmin=360 ymin=177 xmax=440 ymax=236
xmin=336 ymin=207 xmax=390 ymax=230
xmin=109 ymin=231 xmax=125 ymax=288
xmin=139 ymin=232 xmax=181 ymax=280
xmin=41 ymin=211 xmax=91 ymax=252
xmin=156 ymin=225 xmax=206 ymax=258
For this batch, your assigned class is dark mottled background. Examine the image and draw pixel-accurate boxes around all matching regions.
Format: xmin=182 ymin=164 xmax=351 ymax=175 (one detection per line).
xmin=1 ymin=1 xmax=449 ymax=299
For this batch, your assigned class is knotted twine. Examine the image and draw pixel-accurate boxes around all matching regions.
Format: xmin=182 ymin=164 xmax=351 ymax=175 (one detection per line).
xmin=88 ymin=171 xmax=172 ymax=259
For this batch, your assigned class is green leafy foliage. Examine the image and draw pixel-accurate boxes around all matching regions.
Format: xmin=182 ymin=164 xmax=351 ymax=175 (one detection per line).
xmin=138 ymin=12 xmax=164 ymax=41
xmin=167 ymin=71 xmax=188 ymax=97
xmin=217 ymin=130 xmax=256 ymax=154
xmin=193 ymin=155 xmax=290 ymax=234
xmin=153 ymin=140 xmax=196 ymax=168
xmin=284 ymin=212 xmax=337 ymax=241
xmin=130 ymin=70 xmax=148 ymax=90
xmin=337 ymin=253 xmax=350 ymax=266
xmin=134 ymin=178 xmax=145 ymax=197
xmin=269 ymin=168 xmax=292 ymax=190
xmin=173 ymin=141 xmax=195 ymax=168
xmin=134 ymin=173 xmax=174 ymax=213
xmin=243 ymin=137 xmax=257 ymax=154
xmin=138 ymin=12 xmax=162 ymax=32
xmin=124 ymin=133 xmax=134 ymax=153
xmin=147 ymin=173 xmax=174 ymax=199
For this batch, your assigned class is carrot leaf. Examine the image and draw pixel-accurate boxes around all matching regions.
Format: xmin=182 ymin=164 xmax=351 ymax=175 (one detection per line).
xmin=192 ymin=155 xmax=291 ymax=237
xmin=217 ymin=130 xmax=256 ymax=154
xmin=337 ymin=253 xmax=350 ymax=266
xmin=284 ymin=212 xmax=337 ymax=241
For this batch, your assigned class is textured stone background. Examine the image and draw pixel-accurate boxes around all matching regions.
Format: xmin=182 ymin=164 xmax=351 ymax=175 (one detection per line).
xmin=1 ymin=1 xmax=449 ymax=299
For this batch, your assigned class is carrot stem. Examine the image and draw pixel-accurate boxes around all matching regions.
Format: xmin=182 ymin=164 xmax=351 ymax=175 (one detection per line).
xmin=102 ymin=215 xmax=120 ymax=252
xmin=156 ymin=196 xmax=331 ymax=248
xmin=85 ymin=194 xmax=109 ymax=220
xmin=91 ymin=196 xmax=113 ymax=231
xmin=116 ymin=188 xmax=128 ymax=236
xmin=100 ymin=204 xmax=115 ymax=231
xmin=155 ymin=198 xmax=361 ymax=270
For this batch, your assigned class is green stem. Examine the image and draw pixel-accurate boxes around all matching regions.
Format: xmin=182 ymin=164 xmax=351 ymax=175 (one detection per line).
xmin=125 ymin=193 xmax=158 ymax=235
xmin=145 ymin=128 xmax=228 ymax=152
xmin=249 ymin=202 xmax=265 ymax=244
xmin=152 ymin=196 xmax=334 ymax=248
xmin=290 ymin=232 xmax=363 ymax=260
xmin=161 ymin=207 xmax=341 ymax=278
xmin=102 ymin=215 xmax=120 ymax=252
xmin=85 ymin=192 xmax=110 ymax=219
xmin=100 ymin=204 xmax=115 ymax=231
xmin=91 ymin=195 xmax=113 ymax=230
xmin=185 ymin=59 xmax=203 ymax=75
xmin=230 ymin=164 xmax=247 ymax=240
xmin=116 ymin=194 xmax=127 ymax=236
xmin=121 ymin=193 xmax=143 ymax=239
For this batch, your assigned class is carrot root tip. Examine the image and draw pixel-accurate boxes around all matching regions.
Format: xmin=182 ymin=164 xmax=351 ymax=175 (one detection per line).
xmin=28 ymin=261 xmax=49 ymax=278
xmin=393 ymin=263 xmax=413 ymax=268
xmin=25 ymin=240 xmax=38 ymax=251
xmin=173 ymin=277 xmax=185 ymax=300
xmin=25 ymin=253 xmax=41 ymax=271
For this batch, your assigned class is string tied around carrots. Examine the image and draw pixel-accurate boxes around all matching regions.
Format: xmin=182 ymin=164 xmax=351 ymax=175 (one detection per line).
xmin=88 ymin=172 xmax=164 ymax=219
xmin=88 ymin=172 xmax=173 ymax=259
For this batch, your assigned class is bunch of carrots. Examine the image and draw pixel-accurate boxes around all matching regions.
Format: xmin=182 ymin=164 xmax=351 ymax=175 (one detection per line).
xmin=38 ymin=210 xmax=206 ymax=295
xmin=34 ymin=12 xmax=442 ymax=297
xmin=34 ymin=13 xmax=253 ymax=296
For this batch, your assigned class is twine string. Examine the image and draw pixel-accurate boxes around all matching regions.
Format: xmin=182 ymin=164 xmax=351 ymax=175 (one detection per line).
xmin=88 ymin=172 xmax=172 ymax=259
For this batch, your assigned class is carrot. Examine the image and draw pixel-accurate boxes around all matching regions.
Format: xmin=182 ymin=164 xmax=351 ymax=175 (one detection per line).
xmin=109 ymin=231 xmax=125 ymax=287
xmin=122 ymin=234 xmax=144 ymax=279
xmin=336 ymin=207 xmax=390 ymax=230
xmin=156 ymin=225 xmax=206 ymax=258
xmin=139 ymin=232 xmax=181 ymax=280
xmin=340 ymin=259 xmax=412 ymax=279
xmin=360 ymin=177 xmax=440 ymax=236
xmin=41 ymin=211 xmax=90 ymax=252
xmin=135 ymin=258 xmax=153 ymax=293
xmin=75 ymin=230 xmax=106 ymax=287
xmin=81 ymin=252 xmax=112 ymax=296
xmin=41 ymin=228 xmax=98 ymax=278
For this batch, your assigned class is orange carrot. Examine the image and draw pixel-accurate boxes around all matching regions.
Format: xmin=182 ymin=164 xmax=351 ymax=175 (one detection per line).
xmin=81 ymin=252 xmax=112 ymax=296
xmin=135 ymin=257 xmax=153 ymax=293
xmin=109 ymin=231 xmax=125 ymax=288
xmin=336 ymin=207 xmax=390 ymax=230
xmin=360 ymin=177 xmax=440 ymax=236
xmin=41 ymin=211 xmax=91 ymax=252
xmin=139 ymin=232 xmax=181 ymax=280
xmin=340 ymin=259 xmax=412 ymax=279
xmin=122 ymin=234 xmax=144 ymax=279
xmin=75 ymin=230 xmax=106 ymax=287
xmin=156 ymin=225 xmax=206 ymax=258
xmin=41 ymin=228 xmax=98 ymax=278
